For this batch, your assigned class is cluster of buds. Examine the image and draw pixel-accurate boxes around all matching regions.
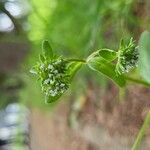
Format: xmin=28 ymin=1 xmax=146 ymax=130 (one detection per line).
xmin=39 ymin=58 xmax=70 ymax=97
xmin=116 ymin=38 xmax=139 ymax=74
xmin=30 ymin=57 xmax=70 ymax=100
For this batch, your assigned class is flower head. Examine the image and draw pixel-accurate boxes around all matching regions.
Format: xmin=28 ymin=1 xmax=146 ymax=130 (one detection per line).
xmin=30 ymin=40 xmax=83 ymax=103
xmin=116 ymin=38 xmax=139 ymax=74
xmin=31 ymin=57 xmax=70 ymax=101
xmin=40 ymin=58 xmax=70 ymax=98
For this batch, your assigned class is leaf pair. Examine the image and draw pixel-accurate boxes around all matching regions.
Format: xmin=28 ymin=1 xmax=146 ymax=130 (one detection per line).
xmin=87 ymin=49 xmax=126 ymax=87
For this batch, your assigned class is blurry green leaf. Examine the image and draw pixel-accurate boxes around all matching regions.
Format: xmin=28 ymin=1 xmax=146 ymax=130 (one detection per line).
xmin=45 ymin=94 xmax=62 ymax=103
xmin=87 ymin=55 xmax=126 ymax=87
xmin=119 ymin=38 xmax=125 ymax=49
xmin=42 ymin=40 xmax=53 ymax=60
xmin=138 ymin=31 xmax=150 ymax=83
xmin=39 ymin=54 xmax=45 ymax=62
xmin=99 ymin=49 xmax=117 ymax=61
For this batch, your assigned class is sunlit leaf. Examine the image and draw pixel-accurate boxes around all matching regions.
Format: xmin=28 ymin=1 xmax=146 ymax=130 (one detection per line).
xmin=98 ymin=49 xmax=117 ymax=61
xmin=45 ymin=94 xmax=62 ymax=103
xmin=39 ymin=54 xmax=45 ymax=63
xmin=42 ymin=40 xmax=53 ymax=60
xmin=87 ymin=55 xmax=126 ymax=87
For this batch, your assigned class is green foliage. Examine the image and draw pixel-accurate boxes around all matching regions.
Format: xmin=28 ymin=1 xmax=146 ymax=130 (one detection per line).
xmin=31 ymin=38 xmax=140 ymax=103
xmin=138 ymin=31 xmax=150 ymax=83
xmin=30 ymin=40 xmax=82 ymax=103
xmin=25 ymin=0 xmax=149 ymax=105
xmin=42 ymin=40 xmax=54 ymax=60
xmin=87 ymin=51 xmax=126 ymax=87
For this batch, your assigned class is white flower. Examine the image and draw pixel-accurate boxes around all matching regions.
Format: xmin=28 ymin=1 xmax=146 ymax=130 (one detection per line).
xmin=60 ymin=83 xmax=65 ymax=87
xmin=50 ymin=79 xmax=55 ymax=85
xmin=49 ymin=90 xmax=57 ymax=97
xmin=44 ymin=79 xmax=50 ymax=84
xmin=48 ymin=64 xmax=54 ymax=70
xmin=48 ymin=74 xmax=53 ymax=78
xmin=53 ymin=70 xmax=58 ymax=74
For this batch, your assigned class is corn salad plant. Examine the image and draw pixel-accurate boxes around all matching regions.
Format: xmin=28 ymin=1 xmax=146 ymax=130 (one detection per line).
xmin=30 ymin=31 xmax=150 ymax=149
xmin=30 ymin=37 xmax=146 ymax=103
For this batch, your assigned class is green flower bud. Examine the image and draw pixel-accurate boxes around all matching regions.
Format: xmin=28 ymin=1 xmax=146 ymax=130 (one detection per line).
xmin=31 ymin=57 xmax=70 ymax=100
xmin=116 ymin=38 xmax=139 ymax=74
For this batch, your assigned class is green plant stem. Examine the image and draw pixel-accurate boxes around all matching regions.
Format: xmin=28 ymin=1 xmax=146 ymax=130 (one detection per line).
xmin=131 ymin=110 xmax=150 ymax=150
xmin=67 ymin=59 xmax=86 ymax=63
xmin=125 ymin=76 xmax=150 ymax=87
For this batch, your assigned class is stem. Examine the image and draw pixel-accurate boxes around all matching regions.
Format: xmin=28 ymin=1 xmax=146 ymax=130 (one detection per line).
xmin=67 ymin=59 xmax=86 ymax=63
xmin=131 ymin=111 xmax=150 ymax=150
xmin=125 ymin=76 xmax=150 ymax=87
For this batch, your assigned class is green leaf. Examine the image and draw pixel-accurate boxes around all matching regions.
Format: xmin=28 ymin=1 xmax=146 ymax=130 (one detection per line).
xmin=87 ymin=55 xmax=126 ymax=87
xmin=39 ymin=54 xmax=45 ymax=62
xmin=42 ymin=40 xmax=53 ymax=60
xmin=98 ymin=49 xmax=117 ymax=61
xmin=119 ymin=38 xmax=125 ymax=49
xmin=138 ymin=31 xmax=150 ymax=83
xmin=45 ymin=94 xmax=62 ymax=103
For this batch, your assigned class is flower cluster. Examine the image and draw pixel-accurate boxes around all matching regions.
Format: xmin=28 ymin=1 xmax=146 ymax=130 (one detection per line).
xmin=38 ymin=58 xmax=70 ymax=97
xmin=116 ymin=38 xmax=139 ymax=74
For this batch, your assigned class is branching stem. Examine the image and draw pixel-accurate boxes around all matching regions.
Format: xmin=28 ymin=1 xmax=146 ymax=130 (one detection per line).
xmin=66 ymin=59 xmax=86 ymax=63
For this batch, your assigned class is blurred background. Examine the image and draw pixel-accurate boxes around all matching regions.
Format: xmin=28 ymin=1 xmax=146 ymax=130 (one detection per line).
xmin=0 ymin=0 xmax=150 ymax=149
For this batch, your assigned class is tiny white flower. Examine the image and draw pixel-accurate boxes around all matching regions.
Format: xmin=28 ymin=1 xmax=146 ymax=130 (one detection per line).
xmin=48 ymin=64 xmax=54 ymax=70
xmin=49 ymin=90 xmax=57 ymax=97
xmin=54 ymin=70 xmax=58 ymax=74
xmin=55 ymin=59 xmax=62 ymax=65
xmin=60 ymin=83 xmax=65 ymax=87
xmin=44 ymin=79 xmax=50 ymax=84
xmin=50 ymin=79 xmax=55 ymax=85
xmin=48 ymin=74 xmax=53 ymax=78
